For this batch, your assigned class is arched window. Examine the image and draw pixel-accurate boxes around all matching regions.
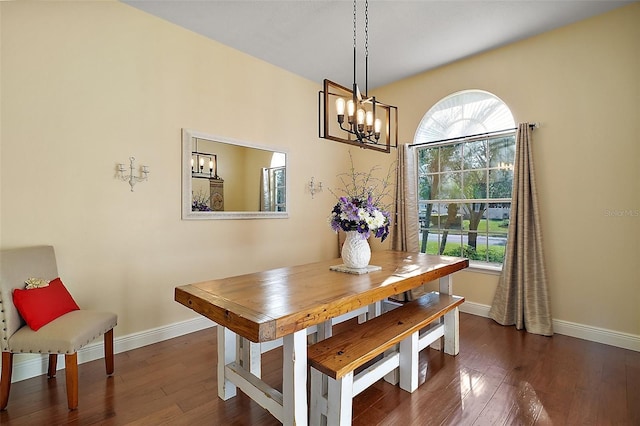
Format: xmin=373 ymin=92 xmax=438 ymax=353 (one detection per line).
xmin=414 ymin=90 xmax=516 ymax=267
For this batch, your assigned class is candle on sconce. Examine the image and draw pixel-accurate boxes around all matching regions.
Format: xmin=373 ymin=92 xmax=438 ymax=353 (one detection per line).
xmin=209 ymin=160 xmax=213 ymax=171
xmin=199 ymin=157 xmax=204 ymax=172
xmin=191 ymin=158 xmax=194 ymax=171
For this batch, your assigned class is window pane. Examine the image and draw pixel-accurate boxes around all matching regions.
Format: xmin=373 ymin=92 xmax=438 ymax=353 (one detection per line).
xmin=414 ymin=90 xmax=515 ymax=145
xmin=418 ymin=174 xmax=437 ymax=201
xmin=462 ymin=170 xmax=487 ymax=199
xmin=424 ymin=202 xmax=461 ymax=254
xmin=463 ymin=140 xmax=487 ymax=170
xmin=418 ymin=148 xmax=440 ymax=172
xmin=489 ymin=169 xmax=513 ymax=198
xmin=488 ymin=136 xmax=516 ymax=168
xmin=486 ymin=204 xmax=510 ymax=264
xmin=274 ymin=169 xmax=285 ymax=186
xmin=440 ymin=144 xmax=462 ymax=172
xmin=439 ymin=172 xmax=462 ymax=199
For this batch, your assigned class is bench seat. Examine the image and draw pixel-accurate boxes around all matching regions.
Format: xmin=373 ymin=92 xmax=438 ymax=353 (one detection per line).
xmin=308 ymin=291 xmax=464 ymax=426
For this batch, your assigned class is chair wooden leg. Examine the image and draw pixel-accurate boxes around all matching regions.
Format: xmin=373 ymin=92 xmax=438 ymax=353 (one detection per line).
xmin=1 ymin=352 xmax=14 ymax=410
xmin=104 ymin=329 xmax=114 ymax=375
xmin=48 ymin=354 xmax=58 ymax=378
xmin=64 ymin=353 xmax=78 ymax=410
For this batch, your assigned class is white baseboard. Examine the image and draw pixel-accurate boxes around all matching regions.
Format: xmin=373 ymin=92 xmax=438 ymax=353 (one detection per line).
xmin=6 ymin=304 xmax=638 ymax=384
xmin=459 ymin=300 xmax=492 ymax=318
xmin=460 ymin=301 xmax=640 ymax=352
xmin=7 ymin=316 xmax=216 ymax=383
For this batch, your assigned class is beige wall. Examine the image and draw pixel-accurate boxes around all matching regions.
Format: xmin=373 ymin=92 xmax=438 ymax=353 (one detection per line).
xmin=376 ymin=3 xmax=640 ymax=336
xmin=0 ymin=1 xmax=352 ymax=337
xmin=242 ymin=147 xmax=275 ymax=211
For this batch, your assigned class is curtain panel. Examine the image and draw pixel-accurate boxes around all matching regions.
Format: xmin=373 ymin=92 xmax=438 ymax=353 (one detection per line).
xmin=391 ymin=144 xmax=420 ymax=302
xmin=489 ymin=123 xmax=553 ymax=336
xmin=391 ymin=144 xmax=420 ymax=253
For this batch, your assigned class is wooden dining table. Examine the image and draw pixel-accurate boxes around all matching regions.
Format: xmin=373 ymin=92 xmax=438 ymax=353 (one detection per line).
xmin=175 ymin=250 xmax=468 ymax=425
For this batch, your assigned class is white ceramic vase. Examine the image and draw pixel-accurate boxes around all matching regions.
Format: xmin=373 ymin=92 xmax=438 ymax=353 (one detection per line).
xmin=341 ymin=231 xmax=371 ymax=269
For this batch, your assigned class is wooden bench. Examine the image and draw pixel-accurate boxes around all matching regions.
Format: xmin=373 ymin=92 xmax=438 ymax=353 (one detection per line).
xmin=308 ymin=291 xmax=465 ymax=426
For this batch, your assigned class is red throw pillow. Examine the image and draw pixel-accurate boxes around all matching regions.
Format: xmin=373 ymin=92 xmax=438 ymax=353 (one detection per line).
xmin=13 ymin=277 xmax=80 ymax=331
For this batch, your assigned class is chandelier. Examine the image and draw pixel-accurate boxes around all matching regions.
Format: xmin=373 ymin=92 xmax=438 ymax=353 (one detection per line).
xmin=319 ymin=0 xmax=398 ymax=153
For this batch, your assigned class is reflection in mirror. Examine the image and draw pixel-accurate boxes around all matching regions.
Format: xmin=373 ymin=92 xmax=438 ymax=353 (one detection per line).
xmin=182 ymin=129 xmax=288 ymax=220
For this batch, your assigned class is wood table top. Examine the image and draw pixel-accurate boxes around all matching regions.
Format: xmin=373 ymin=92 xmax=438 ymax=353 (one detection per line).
xmin=175 ymin=250 xmax=468 ymax=343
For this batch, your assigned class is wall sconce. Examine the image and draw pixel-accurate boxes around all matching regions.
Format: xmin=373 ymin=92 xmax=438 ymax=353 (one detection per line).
xmin=308 ymin=177 xmax=323 ymax=199
xmin=118 ymin=156 xmax=149 ymax=192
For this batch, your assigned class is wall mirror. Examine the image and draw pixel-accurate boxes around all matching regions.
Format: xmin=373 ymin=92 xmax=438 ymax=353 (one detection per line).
xmin=182 ymin=129 xmax=288 ymax=220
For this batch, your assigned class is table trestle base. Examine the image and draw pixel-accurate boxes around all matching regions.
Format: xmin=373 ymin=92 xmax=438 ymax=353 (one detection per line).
xmin=226 ymin=361 xmax=284 ymax=422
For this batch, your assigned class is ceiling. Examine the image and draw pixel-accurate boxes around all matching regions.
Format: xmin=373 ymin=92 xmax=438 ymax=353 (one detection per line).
xmin=122 ymin=0 xmax=634 ymax=90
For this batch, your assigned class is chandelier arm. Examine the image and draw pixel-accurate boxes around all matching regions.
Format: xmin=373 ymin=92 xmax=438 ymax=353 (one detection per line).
xmin=338 ymin=121 xmax=378 ymax=144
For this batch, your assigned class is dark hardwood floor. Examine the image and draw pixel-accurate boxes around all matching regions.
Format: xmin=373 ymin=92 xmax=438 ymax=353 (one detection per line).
xmin=1 ymin=313 xmax=638 ymax=425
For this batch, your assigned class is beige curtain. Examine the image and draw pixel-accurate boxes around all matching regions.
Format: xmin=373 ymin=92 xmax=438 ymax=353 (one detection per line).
xmin=391 ymin=143 xmax=420 ymax=252
xmin=390 ymin=144 xmax=420 ymax=302
xmin=489 ymin=123 xmax=553 ymax=336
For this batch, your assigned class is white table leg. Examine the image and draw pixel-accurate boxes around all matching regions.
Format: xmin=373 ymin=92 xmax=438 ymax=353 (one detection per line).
xmin=368 ymin=300 xmax=382 ymax=319
xmin=217 ymin=326 xmax=237 ymax=400
xmin=238 ymin=336 xmax=261 ymax=377
xmin=431 ymin=274 xmax=454 ymax=352
xmin=282 ymin=329 xmax=308 ymax=426
xmin=439 ymin=274 xmax=452 ymax=294
xmin=317 ymin=319 xmax=332 ymax=340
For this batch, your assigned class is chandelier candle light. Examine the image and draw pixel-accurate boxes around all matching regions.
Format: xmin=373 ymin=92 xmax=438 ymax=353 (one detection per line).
xmin=319 ymin=0 xmax=398 ymax=153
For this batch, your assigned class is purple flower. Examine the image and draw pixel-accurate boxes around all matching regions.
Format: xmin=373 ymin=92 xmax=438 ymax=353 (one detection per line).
xmin=328 ymin=196 xmax=391 ymax=242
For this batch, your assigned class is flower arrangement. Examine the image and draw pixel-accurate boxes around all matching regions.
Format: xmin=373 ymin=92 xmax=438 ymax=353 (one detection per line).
xmin=192 ymin=190 xmax=212 ymax=212
xmin=328 ymin=152 xmax=393 ymax=242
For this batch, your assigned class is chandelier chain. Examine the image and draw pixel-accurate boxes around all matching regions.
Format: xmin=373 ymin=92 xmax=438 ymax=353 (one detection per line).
xmin=365 ymin=0 xmax=369 ymax=59
xmin=353 ymin=0 xmax=357 ymax=50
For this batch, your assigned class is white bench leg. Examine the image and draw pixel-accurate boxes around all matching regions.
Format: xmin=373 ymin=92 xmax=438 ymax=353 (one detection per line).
xmin=443 ymin=306 xmax=460 ymax=355
xmin=399 ymin=331 xmax=420 ymax=393
xmin=383 ymin=346 xmax=399 ymax=385
xmin=327 ymin=372 xmax=354 ymax=426
xmin=310 ymin=368 xmax=326 ymax=426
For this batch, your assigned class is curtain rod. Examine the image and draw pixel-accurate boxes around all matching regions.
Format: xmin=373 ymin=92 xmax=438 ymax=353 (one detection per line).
xmin=408 ymin=123 xmax=539 ymax=148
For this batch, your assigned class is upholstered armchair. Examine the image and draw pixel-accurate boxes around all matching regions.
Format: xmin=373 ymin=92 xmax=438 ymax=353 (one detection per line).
xmin=0 ymin=245 xmax=117 ymax=410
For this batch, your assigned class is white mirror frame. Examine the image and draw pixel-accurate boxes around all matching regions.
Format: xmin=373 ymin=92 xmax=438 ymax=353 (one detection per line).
xmin=182 ymin=129 xmax=289 ymax=220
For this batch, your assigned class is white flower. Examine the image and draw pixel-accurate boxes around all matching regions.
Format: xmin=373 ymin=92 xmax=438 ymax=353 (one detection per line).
xmin=372 ymin=210 xmax=386 ymax=228
xmin=364 ymin=209 xmax=386 ymax=230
